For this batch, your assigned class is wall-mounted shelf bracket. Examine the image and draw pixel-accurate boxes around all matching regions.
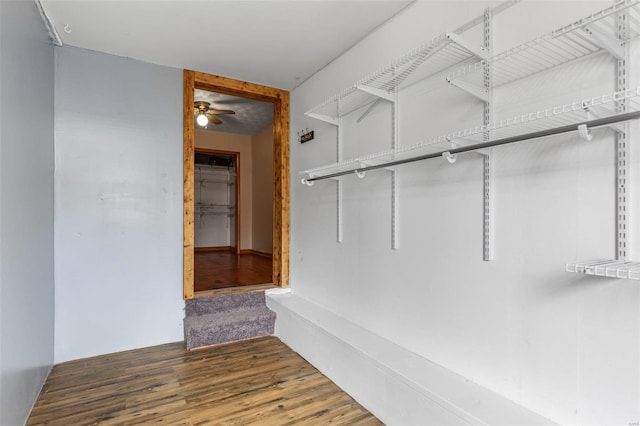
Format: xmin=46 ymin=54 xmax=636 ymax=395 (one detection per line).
xmin=355 ymin=85 xmax=395 ymax=123
xmin=446 ymin=78 xmax=490 ymax=102
xmin=583 ymin=106 xmax=626 ymax=133
xmin=356 ymin=84 xmax=395 ymax=102
xmin=307 ymin=113 xmax=339 ymax=126
xmin=581 ymin=25 xmax=625 ymax=60
xmin=357 ymin=99 xmax=384 ymax=123
xmin=446 ymin=32 xmax=489 ymax=60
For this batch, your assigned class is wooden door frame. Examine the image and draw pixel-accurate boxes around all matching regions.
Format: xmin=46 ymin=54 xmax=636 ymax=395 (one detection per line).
xmin=194 ymin=148 xmax=241 ymax=255
xmin=184 ymin=70 xmax=289 ymax=299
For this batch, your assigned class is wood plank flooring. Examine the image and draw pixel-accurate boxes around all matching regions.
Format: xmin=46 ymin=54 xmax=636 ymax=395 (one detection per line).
xmin=195 ymin=252 xmax=273 ymax=292
xmin=27 ymin=336 xmax=381 ymax=426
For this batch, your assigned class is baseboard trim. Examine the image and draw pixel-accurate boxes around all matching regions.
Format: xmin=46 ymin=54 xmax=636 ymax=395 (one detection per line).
xmin=239 ymin=249 xmax=273 ymax=258
xmin=194 ymin=246 xmax=233 ymax=252
xmin=266 ymin=293 xmax=555 ymax=426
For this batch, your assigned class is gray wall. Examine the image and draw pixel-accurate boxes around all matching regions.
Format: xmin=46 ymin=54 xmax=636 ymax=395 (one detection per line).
xmin=0 ymin=1 xmax=55 ymax=425
xmin=54 ymin=46 xmax=184 ymax=363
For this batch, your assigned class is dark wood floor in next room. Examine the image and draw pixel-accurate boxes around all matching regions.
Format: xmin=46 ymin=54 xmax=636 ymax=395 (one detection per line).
xmin=27 ymin=336 xmax=382 ymax=425
xmin=195 ymin=251 xmax=273 ymax=292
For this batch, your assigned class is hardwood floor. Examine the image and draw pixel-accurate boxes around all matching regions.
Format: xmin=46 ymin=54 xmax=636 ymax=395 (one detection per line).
xmin=27 ymin=336 xmax=381 ymax=425
xmin=195 ymin=251 xmax=273 ymax=292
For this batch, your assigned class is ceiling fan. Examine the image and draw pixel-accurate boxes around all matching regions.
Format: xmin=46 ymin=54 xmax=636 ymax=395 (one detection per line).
xmin=194 ymin=101 xmax=235 ymax=127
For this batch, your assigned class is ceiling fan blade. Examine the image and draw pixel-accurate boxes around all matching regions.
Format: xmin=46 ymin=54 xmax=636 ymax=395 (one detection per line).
xmin=207 ymin=115 xmax=223 ymax=125
xmin=208 ymin=109 xmax=236 ymax=115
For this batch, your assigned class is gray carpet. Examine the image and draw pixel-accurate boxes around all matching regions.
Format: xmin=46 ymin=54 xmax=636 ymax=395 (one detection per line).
xmin=184 ymin=291 xmax=276 ymax=350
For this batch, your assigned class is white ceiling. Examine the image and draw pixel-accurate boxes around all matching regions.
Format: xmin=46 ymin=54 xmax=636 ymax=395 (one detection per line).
xmin=40 ymin=0 xmax=414 ymax=91
xmin=194 ymin=90 xmax=273 ymax=135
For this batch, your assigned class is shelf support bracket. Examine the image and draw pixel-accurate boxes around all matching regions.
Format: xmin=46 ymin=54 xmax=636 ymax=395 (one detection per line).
xmin=583 ymin=107 xmax=626 ymax=133
xmin=306 ymin=113 xmax=339 ymax=126
xmin=357 ymin=99 xmax=383 ymax=123
xmin=581 ymin=25 xmax=624 ymax=61
xmin=356 ymin=84 xmax=395 ymax=103
xmin=446 ymin=78 xmax=490 ymax=102
xmin=446 ymin=32 xmax=489 ymax=60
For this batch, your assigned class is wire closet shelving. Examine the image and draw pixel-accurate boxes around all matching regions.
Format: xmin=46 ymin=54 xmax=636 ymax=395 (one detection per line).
xmin=302 ymin=89 xmax=640 ymax=180
xmin=446 ymin=0 xmax=640 ymax=88
xmin=301 ymin=0 xmax=640 ymax=280
xmin=305 ymin=2 xmax=521 ymax=124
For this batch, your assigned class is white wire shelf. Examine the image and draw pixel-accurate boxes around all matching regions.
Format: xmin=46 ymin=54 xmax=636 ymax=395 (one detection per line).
xmin=303 ymin=1 xmax=523 ymax=121
xmin=566 ymin=259 xmax=640 ymax=280
xmin=307 ymin=34 xmax=477 ymax=120
xmin=447 ymin=0 xmax=640 ymax=88
xmin=197 ymin=177 xmax=235 ymax=185
xmin=195 ymin=203 xmax=234 ymax=214
xmin=300 ymin=87 xmax=640 ymax=180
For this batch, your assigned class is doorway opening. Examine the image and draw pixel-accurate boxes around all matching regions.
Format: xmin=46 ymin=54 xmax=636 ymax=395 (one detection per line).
xmin=183 ymin=70 xmax=289 ymax=299
xmin=193 ymin=125 xmax=274 ymax=292
xmin=194 ymin=149 xmax=239 ymax=255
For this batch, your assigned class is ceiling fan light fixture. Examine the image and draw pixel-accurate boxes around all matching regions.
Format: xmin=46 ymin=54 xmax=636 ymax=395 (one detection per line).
xmin=196 ymin=112 xmax=209 ymax=127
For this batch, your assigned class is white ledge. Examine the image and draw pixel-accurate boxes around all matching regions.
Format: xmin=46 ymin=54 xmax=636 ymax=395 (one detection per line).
xmin=267 ymin=292 xmax=555 ymax=426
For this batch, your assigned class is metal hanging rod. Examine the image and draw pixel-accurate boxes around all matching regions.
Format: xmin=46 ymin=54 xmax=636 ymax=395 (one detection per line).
xmin=303 ymin=110 xmax=640 ymax=183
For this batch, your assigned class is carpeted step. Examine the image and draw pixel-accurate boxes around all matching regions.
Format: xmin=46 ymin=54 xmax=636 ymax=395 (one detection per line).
xmin=185 ymin=291 xmax=267 ymax=316
xmin=184 ymin=305 xmax=276 ymax=349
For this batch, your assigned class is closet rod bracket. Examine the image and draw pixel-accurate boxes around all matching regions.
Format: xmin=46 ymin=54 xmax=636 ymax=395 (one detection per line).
xmin=442 ymin=151 xmax=457 ymax=164
xmin=577 ymin=123 xmax=593 ymax=141
xmin=354 ymin=169 xmax=366 ymax=179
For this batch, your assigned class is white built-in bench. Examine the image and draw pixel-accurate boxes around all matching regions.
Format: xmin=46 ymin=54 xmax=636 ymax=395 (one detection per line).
xmin=266 ymin=291 xmax=555 ymax=426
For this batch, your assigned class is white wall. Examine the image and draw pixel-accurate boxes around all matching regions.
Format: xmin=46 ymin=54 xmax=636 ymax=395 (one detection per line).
xmin=54 ymin=46 xmax=184 ymax=363
xmin=290 ymin=1 xmax=639 ymax=424
xmin=0 ymin=1 xmax=55 ymax=424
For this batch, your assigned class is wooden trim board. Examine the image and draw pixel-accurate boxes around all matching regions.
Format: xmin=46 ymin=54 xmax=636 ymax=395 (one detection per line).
xmin=184 ymin=70 xmax=290 ymax=299
xmin=183 ymin=71 xmax=195 ymax=299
